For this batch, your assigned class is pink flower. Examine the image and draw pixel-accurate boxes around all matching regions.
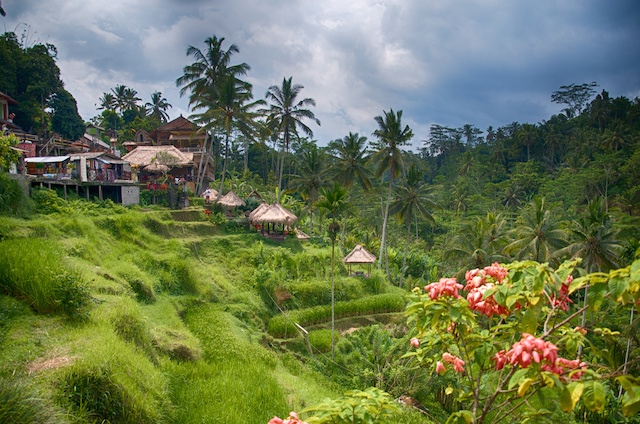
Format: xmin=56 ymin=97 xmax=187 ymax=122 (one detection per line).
xmin=435 ymin=361 xmax=446 ymax=374
xmin=442 ymin=352 xmax=465 ymax=373
xmin=410 ymin=337 xmax=420 ymax=348
xmin=503 ymin=334 xmax=558 ymax=370
xmin=466 ymin=284 xmax=508 ymax=317
xmin=424 ymin=278 xmax=463 ymax=300
xmin=483 ymin=262 xmax=508 ymax=283
xmin=268 ymin=412 xmax=308 ymax=424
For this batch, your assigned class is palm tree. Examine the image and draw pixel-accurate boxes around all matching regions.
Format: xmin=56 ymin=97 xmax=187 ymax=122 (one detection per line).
xmin=516 ymin=123 xmax=538 ymax=162
xmin=176 ymin=35 xmax=250 ymax=108
xmin=263 ymin=77 xmax=320 ymax=198
xmin=111 ymin=84 xmax=129 ymax=114
xmin=176 ymin=35 xmax=251 ymax=193
xmin=326 ymin=132 xmax=373 ymax=192
xmin=504 ymin=197 xmax=567 ymax=264
xmin=446 ymin=212 xmax=509 ymax=274
xmin=98 ymin=92 xmax=116 ymax=112
xmin=326 ymin=132 xmax=373 ymax=240
xmin=557 ymin=197 xmax=622 ymax=273
xmin=122 ymin=87 xmax=141 ymax=111
xmin=389 ymin=165 xmax=436 ymax=285
xmin=289 ymin=143 xmax=327 ymax=236
xmin=145 ymin=91 xmax=172 ymax=123
xmin=316 ymin=182 xmax=349 ymax=359
xmin=190 ymin=73 xmax=264 ymax=197
xmin=369 ymin=109 xmax=413 ymax=277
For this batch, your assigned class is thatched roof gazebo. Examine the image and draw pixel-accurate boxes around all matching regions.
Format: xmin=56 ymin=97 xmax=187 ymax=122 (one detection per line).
xmin=343 ymin=244 xmax=377 ymax=276
xmin=217 ymin=190 xmax=246 ymax=208
xmin=250 ymin=203 xmax=298 ymax=237
xmin=248 ymin=202 xmax=270 ymax=223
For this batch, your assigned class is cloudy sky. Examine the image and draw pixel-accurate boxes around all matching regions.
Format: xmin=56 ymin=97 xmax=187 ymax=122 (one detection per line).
xmin=2 ymin=0 xmax=639 ymax=149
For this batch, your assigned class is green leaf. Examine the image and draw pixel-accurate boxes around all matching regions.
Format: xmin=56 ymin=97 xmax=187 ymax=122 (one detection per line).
xmin=509 ymin=369 xmax=530 ymax=390
xmin=532 ymin=270 xmax=545 ymax=294
xmin=617 ymin=376 xmax=640 ymax=417
xmin=446 ymin=410 xmax=474 ymax=424
xmin=608 ymin=276 xmax=629 ymax=302
xmin=582 ymin=380 xmax=606 ymax=412
xmin=522 ymin=306 xmax=538 ymax=334
xmin=560 ymin=382 xmax=584 ymax=412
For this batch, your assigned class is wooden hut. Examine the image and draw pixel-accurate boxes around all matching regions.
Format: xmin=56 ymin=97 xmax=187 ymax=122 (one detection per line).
xmin=343 ymin=244 xmax=376 ymax=276
xmin=251 ymin=203 xmax=298 ymax=237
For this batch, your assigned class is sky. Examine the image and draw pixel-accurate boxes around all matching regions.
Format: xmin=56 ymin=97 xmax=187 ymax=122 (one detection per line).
xmin=2 ymin=0 xmax=639 ymax=150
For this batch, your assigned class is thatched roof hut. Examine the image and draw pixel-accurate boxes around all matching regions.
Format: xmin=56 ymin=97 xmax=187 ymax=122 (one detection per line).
xmin=250 ymin=203 xmax=298 ymax=237
xmin=343 ymin=244 xmax=376 ymax=276
xmin=122 ymin=145 xmax=193 ymax=167
xmin=252 ymin=203 xmax=297 ymax=225
xmin=217 ymin=190 xmax=246 ymax=208
xmin=248 ymin=202 xmax=270 ymax=222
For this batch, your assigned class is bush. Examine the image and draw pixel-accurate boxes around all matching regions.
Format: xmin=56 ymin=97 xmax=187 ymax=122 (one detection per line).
xmin=0 ymin=173 xmax=32 ymax=217
xmin=308 ymin=329 xmax=334 ymax=353
xmin=268 ymin=293 xmax=406 ymax=338
xmin=0 ymin=238 xmax=91 ymax=317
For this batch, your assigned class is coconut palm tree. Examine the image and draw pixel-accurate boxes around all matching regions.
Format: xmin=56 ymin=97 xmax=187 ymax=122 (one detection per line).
xmin=369 ymin=109 xmax=413 ymax=277
xmin=145 ymin=91 xmax=172 ymax=123
xmin=288 ymin=143 xmax=327 ymax=236
xmin=176 ymin=35 xmax=251 ymax=193
xmin=176 ymin=35 xmax=250 ymax=108
xmin=557 ymin=197 xmax=622 ymax=273
xmin=98 ymin=92 xmax=116 ymax=112
xmin=326 ymin=132 xmax=373 ymax=192
xmin=111 ymin=84 xmax=129 ymax=114
xmin=516 ymin=123 xmax=538 ymax=162
xmin=263 ymin=77 xmax=320 ymax=199
xmin=389 ymin=165 xmax=437 ymax=285
xmin=504 ymin=197 xmax=567 ymax=265
xmin=190 ymin=73 xmax=264 ymax=197
xmin=316 ymin=182 xmax=350 ymax=359
xmin=446 ymin=212 xmax=509 ymax=275
xmin=326 ymin=132 xmax=373 ymax=240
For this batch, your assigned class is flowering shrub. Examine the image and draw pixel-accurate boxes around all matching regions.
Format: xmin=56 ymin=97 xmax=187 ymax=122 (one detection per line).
xmin=268 ymin=411 xmax=308 ymax=424
xmin=405 ymin=259 xmax=640 ymax=423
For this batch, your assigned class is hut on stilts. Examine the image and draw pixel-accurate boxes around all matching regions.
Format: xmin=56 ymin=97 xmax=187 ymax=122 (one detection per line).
xmin=343 ymin=244 xmax=377 ymax=276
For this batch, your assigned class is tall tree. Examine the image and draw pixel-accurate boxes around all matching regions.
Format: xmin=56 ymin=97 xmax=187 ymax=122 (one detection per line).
xmin=446 ymin=212 xmax=509 ymax=274
xmin=289 ymin=143 xmax=327 ymax=236
xmin=97 ymin=92 xmax=116 ymax=112
xmin=551 ymin=82 xmax=598 ymax=118
xmin=389 ymin=165 xmax=436 ymax=285
xmin=263 ymin=77 xmax=320 ymax=199
xmin=145 ymin=91 xmax=172 ymax=123
xmin=49 ymin=88 xmax=85 ymax=140
xmin=557 ymin=197 xmax=622 ymax=273
xmin=516 ymin=123 xmax=538 ymax=162
xmin=190 ymin=73 xmax=264 ymax=196
xmin=369 ymin=109 xmax=413 ymax=276
xmin=316 ymin=182 xmax=349 ymax=359
xmin=176 ymin=35 xmax=250 ymax=194
xmin=504 ymin=197 xmax=567 ymax=264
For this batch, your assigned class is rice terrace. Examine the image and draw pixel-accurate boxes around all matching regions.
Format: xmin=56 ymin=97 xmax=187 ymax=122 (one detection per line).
xmin=1 ymin=5 xmax=640 ymax=423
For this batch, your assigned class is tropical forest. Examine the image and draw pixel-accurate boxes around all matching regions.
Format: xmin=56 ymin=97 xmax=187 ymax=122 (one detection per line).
xmin=1 ymin=32 xmax=640 ymax=424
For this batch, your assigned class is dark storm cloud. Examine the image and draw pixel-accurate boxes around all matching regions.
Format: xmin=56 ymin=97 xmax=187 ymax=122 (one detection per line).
xmin=1 ymin=0 xmax=638 ymax=146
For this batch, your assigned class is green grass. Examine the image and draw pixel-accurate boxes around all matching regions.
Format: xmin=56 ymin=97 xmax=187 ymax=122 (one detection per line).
xmin=0 ymin=238 xmax=90 ymax=317
xmin=0 ymin=195 xmax=422 ymax=423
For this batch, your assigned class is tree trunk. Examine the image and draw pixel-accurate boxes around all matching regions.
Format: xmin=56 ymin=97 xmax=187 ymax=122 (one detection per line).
xmin=331 ymin=237 xmax=336 ymax=360
xmin=217 ymin=130 xmax=230 ymax=199
xmin=378 ymin=177 xmax=393 ymax=278
xmin=401 ymin=222 xmax=411 ymax=287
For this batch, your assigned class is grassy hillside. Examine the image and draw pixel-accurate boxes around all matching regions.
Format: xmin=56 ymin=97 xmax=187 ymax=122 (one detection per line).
xmin=0 ymin=192 xmax=427 ymax=423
